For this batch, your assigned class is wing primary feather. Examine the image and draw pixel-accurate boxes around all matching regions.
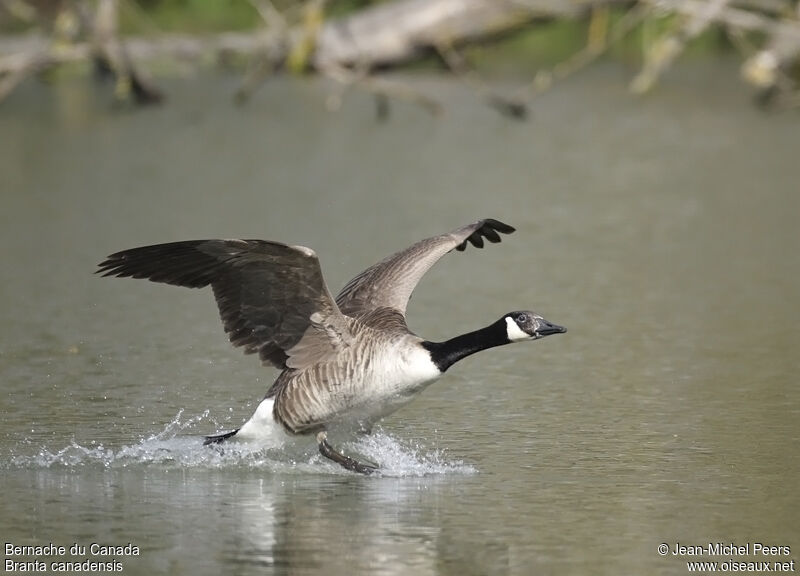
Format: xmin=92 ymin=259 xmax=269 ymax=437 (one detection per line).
xmin=482 ymin=228 xmax=502 ymax=243
xmin=483 ymin=219 xmax=516 ymax=234
xmin=469 ymin=234 xmax=484 ymax=249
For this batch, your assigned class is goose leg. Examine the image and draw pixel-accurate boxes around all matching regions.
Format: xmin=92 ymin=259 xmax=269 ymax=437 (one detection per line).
xmin=316 ymin=431 xmax=377 ymax=475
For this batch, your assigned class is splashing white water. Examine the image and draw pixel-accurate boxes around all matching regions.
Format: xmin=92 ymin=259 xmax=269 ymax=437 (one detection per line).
xmin=5 ymin=411 xmax=475 ymax=477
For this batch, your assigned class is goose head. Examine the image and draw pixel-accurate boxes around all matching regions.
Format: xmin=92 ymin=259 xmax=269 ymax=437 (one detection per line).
xmin=503 ymin=311 xmax=566 ymax=342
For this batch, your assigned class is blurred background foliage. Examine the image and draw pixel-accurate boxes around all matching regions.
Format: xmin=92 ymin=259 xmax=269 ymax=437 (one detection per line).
xmin=0 ymin=0 xmax=734 ymax=64
xmin=0 ymin=0 xmax=797 ymax=108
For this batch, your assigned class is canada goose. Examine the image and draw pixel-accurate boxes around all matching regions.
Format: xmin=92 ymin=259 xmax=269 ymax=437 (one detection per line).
xmin=97 ymin=219 xmax=566 ymax=474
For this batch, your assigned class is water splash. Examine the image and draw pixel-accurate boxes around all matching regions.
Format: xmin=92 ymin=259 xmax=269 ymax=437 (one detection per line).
xmin=5 ymin=411 xmax=475 ymax=477
xmin=346 ymin=433 xmax=475 ymax=477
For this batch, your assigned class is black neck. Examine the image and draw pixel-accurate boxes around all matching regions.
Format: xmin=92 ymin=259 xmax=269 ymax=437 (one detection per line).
xmin=421 ymin=318 xmax=509 ymax=373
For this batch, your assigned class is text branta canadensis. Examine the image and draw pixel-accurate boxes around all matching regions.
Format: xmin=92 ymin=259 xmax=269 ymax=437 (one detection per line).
xmin=98 ymin=219 xmax=566 ymax=474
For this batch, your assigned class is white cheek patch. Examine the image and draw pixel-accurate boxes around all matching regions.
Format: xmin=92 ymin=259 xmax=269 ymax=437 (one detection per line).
xmin=505 ymin=317 xmax=532 ymax=342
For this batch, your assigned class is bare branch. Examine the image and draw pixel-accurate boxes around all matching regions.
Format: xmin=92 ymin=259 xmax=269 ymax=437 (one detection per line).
xmin=518 ymin=2 xmax=650 ymax=99
xmin=631 ymin=0 xmax=731 ymax=94
xmin=0 ymin=49 xmax=47 ymax=102
xmin=246 ymin=0 xmax=288 ymax=32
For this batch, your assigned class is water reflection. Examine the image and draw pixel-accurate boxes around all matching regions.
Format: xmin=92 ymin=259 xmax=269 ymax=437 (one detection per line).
xmin=6 ymin=468 xmax=512 ymax=576
xmin=211 ymin=474 xmax=513 ymax=576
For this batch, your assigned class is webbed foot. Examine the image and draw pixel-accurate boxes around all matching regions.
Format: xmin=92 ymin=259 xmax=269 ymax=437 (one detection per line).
xmin=316 ymin=431 xmax=377 ymax=475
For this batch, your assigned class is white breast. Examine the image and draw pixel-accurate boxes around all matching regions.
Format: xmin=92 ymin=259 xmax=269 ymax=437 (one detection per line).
xmin=379 ymin=341 xmax=441 ymax=392
xmin=340 ymin=340 xmax=442 ymax=427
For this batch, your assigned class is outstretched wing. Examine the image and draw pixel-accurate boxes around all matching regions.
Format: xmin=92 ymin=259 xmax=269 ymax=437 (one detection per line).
xmin=335 ymin=219 xmax=515 ymax=317
xmin=97 ymin=239 xmax=350 ymax=370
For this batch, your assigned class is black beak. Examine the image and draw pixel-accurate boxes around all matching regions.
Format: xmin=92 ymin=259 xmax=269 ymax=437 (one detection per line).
xmin=536 ymin=320 xmax=567 ymax=337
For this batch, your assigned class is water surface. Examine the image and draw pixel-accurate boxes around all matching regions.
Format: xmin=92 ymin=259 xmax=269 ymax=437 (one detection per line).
xmin=1 ymin=64 xmax=798 ymax=574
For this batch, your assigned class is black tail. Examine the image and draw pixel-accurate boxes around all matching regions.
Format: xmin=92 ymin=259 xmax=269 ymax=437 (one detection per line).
xmin=203 ymin=429 xmax=240 ymax=445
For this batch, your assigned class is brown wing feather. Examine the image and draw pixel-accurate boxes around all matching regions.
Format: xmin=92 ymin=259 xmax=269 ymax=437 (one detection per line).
xmin=97 ymin=239 xmax=347 ymax=369
xmin=335 ymin=219 xmax=515 ymax=316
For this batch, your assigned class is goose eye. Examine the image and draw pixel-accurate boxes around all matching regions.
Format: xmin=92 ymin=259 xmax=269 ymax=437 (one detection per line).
xmin=516 ymin=313 xmax=527 ymax=323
